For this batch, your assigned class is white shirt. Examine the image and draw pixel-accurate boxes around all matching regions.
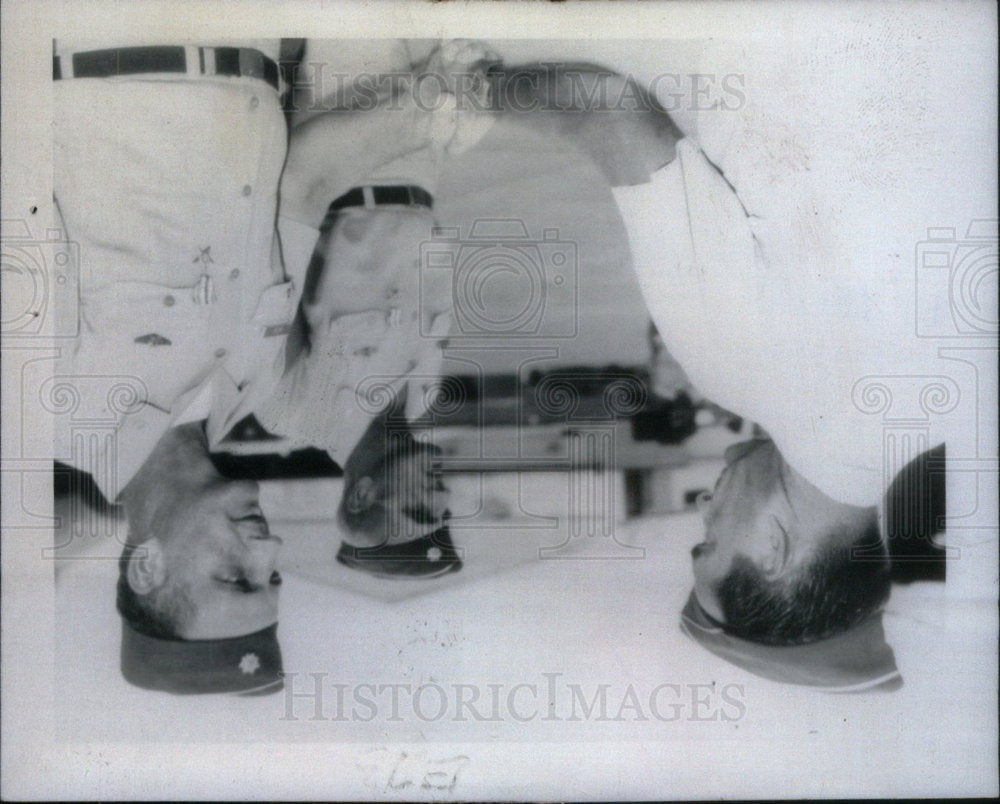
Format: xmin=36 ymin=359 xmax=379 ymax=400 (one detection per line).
xmin=52 ymin=39 xmax=293 ymax=500
xmin=611 ymin=12 xmax=994 ymax=507
xmin=255 ymin=215 xmax=450 ymax=466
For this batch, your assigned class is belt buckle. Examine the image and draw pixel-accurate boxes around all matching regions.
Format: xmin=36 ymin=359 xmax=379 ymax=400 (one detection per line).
xmin=405 ymin=186 xmax=417 ymax=207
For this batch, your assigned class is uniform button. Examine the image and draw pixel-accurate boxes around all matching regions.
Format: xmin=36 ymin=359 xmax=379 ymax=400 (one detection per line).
xmin=229 ymin=268 xmax=241 ymax=280
xmin=163 ymin=295 xmax=175 ymax=307
xmin=242 ymin=185 xmax=252 ymax=197
xmin=215 ymin=348 xmax=227 ymax=359
xmin=250 ymin=96 xmax=260 ymax=110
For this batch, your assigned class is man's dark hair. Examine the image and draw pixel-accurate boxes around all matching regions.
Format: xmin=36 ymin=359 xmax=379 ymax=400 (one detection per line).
xmin=714 ymin=520 xmax=891 ymax=646
xmin=116 ymin=542 xmax=193 ymax=640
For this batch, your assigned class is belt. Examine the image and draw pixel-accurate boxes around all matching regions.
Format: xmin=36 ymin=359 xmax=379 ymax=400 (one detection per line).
xmin=53 ymin=46 xmax=279 ymax=91
xmin=330 ymin=186 xmax=434 ymax=212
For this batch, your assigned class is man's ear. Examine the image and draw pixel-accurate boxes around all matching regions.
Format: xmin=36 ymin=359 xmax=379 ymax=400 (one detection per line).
xmin=126 ymin=539 xmax=167 ymax=595
xmin=760 ymin=524 xmax=792 ymax=580
xmin=345 ymin=476 xmax=378 ymax=514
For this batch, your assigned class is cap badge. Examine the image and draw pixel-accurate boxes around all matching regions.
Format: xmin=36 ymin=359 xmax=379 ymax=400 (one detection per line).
xmin=238 ymin=652 xmax=261 ymax=675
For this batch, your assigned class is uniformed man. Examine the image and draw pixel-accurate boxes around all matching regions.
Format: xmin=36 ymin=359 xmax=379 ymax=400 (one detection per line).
xmin=483 ymin=17 xmax=988 ymax=686
xmin=252 ymin=41 xmax=495 ymax=576
xmin=52 ymin=38 xmax=300 ymax=693
xmin=482 ymin=60 xmax=894 ymax=666
xmin=51 ymin=38 xmax=495 ymax=688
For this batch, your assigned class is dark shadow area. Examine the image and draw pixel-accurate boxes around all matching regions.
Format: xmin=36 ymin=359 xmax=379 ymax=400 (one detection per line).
xmin=210 ymin=414 xmax=344 ymax=479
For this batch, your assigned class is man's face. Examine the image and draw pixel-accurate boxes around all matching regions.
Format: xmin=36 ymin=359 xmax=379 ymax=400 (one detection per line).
xmin=347 ymin=448 xmax=451 ymax=547
xmin=153 ymin=477 xmax=283 ymax=640
xmin=690 ymin=438 xmax=871 ymax=621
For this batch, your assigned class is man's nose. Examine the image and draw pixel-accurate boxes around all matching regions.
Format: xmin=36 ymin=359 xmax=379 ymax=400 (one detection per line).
xmin=246 ymin=536 xmax=282 ymax=582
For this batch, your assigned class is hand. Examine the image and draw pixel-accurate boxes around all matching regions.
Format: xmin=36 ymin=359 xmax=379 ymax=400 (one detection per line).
xmin=417 ymin=38 xmax=500 ymax=98
xmin=414 ymin=39 xmax=499 ymax=154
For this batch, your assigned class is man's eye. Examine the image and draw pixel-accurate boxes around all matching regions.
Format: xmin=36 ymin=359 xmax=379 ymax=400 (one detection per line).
xmin=217 ymin=574 xmax=253 ymax=593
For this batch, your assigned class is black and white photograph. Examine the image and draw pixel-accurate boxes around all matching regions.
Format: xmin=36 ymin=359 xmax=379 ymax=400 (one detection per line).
xmin=2 ymin=0 xmax=997 ymax=799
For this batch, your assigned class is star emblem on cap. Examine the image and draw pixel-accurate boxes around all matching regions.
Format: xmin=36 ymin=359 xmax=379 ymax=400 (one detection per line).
xmin=238 ymin=652 xmax=260 ymax=675
xmin=426 ymin=547 xmax=443 ymax=562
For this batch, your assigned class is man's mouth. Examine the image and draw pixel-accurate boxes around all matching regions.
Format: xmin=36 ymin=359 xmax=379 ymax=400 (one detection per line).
xmin=233 ymin=513 xmax=271 ymax=537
